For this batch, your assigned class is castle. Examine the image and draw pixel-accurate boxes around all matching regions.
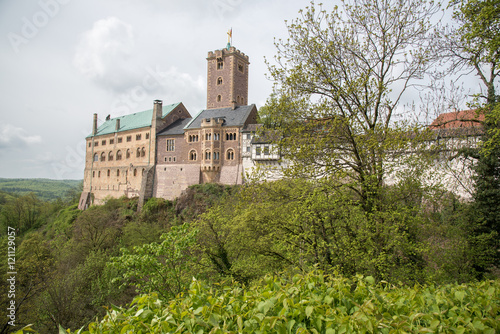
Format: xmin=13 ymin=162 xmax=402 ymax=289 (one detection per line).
xmin=78 ymin=40 xmax=484 ymax=210
xmin=78 ymin=42 xmax=277 ymax=210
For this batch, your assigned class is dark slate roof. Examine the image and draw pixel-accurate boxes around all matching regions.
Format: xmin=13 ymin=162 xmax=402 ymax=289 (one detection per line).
xmin=87 ymin=102 xmax=182 ymax=138
xmin=184 ymin=104 xmax=256 ymax=129
xmin=157 ymin=118 xmax=193 ymax=136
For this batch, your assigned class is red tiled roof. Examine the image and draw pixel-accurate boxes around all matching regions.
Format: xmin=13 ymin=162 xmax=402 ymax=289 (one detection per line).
xmin=429 ymin=109 xmax=484 ymax=129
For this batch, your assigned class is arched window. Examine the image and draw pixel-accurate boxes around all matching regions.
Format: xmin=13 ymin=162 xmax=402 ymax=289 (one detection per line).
xmin=133 ymin=169 xmax=137 ymax=176
xmin=126 ymin=149 xmax=130 ymax=159
xmin=108 ymin=151 xmax=113 ymax=161
xmin=116 ymin=150 xmax=122 ymax=160
xmin=117 ymin=169 xmax=120 ymax=177
xmin=98 ymin=171 xmax=101 ymax=177
xmin=136 ymin=148 xmax=141 ymax=158
xmin=214 ymin=151 xmax=220 ymax=160
xmin=226 ymin=149 xmax=234 ymax=160
xmin=141 ymin=147 xmax=146 ymax=157
xmin=189 ymin=150 xmax=197 ymax=161
xmin=217 ymin=57 xmax=223 ymax=69
xmin=93 ymin=153 xmax=98 ymax=162
xmin=217 ymin=77 xmax=223 ymax=85
xmin=107 ymin=169 xmax=110 ymax=177
xmin=205 ymin=151 xmax=211 ymax=160
xmin=100 ymin=152 xmax=106 ymax=162
xmin=217 ymin=95 xmax=222 ymax=102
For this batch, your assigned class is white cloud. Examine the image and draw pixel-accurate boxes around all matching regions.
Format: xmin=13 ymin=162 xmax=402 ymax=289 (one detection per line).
xmin=74 ymin=17 xmax=138 ymax=91
xmin=0 ymin=124 xmax=42 ymax=148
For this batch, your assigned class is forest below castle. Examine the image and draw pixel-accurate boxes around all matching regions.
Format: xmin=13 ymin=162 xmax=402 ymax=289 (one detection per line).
xmin=0 ymin=178 xmax=499 ymax=333
xmin=1 ymin=0 xmax=500 ymax=332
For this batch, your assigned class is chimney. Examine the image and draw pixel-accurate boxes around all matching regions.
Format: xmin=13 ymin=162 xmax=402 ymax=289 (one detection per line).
xmin=115 ymin=118 xmax=120 ymax=131
xmin=154 ymin=100 xmax=163 ymax=119
xmin=92 ymin=113 xmax=98 ymax=135
xmin=231 ymin=100 xmax=237 ymax=110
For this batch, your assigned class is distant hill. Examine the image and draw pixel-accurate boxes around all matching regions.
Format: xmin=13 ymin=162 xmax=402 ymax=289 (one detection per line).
xmin=0 ymin=178 xmax=82 ymax=202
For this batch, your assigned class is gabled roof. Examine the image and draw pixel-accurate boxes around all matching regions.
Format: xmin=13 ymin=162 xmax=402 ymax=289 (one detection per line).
xmin=87 ymin=102 xmax=182 ymax=138
xmin=429 ymin=109 xmax=484 ymax=129
xmin=184 ymin=104 xmax=257 ymax=129
xmin=157 ymin=118 xmax=193 ymax=136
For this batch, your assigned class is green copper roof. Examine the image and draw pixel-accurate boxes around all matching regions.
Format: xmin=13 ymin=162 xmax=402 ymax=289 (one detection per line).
xmin=87 ymin=102 xmax=181 ymax=138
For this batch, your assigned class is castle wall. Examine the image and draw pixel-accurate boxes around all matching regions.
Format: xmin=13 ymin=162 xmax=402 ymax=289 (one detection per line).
xmin=83 ymin=126 xmax=154 ymax=204
xmin=154 ymin=164 xmax=201 ymax=200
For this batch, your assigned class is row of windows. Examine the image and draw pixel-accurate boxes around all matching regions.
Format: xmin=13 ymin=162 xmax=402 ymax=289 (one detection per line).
xmin=255 ymin=146 xmax=270 ymax=155
xmin=188 ymin=133 xmax=237 ymax=142
xmin=215 ymin=94 xmax=245 ymax=105
xmin=89 ymin=133 xmax=149 ymax=147
xmin=93 ymin=148 xmax=146 ymax=162
xmin=92 ymin=168 xmax=144 ymax=178
xmin=215 ymin=57 xmax=244 ymax=73
xmin=188 ymin=149 xmax=235 ymax=161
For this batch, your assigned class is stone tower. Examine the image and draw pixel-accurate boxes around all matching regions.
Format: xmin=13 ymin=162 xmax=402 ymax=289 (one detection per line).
xmin=206 ymin=45 xmax=250 ymax=109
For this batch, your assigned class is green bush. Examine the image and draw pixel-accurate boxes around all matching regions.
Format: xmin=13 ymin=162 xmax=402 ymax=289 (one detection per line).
xmin=71 ymin=271 xmax=500 ymax=333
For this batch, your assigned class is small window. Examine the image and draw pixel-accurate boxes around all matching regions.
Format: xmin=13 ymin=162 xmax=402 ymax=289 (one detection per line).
xmin=141 ymin=147 xmax=146 ymax=157
xmin=136 ymin=134 xmax=141 ymax=140
xmin=264 ymin=146 xmax=270 ymax=155
xmin=165 ymin=157 xmax=167 ymax=162
xmin=100 ymin=152 xmax=106 ymax=161
xmin=256 ymin=146 xmax=261 ymax=156
xmin=108 ymin=152 xmax=113 ymax=161
xmin=189 ymin=150 xmax=197 ymax=161
xmin=126 ymin=149 xmax=130 ymax=159
xmin=98 ymin=171 xmax=101 ymax=177
xmin=93 ymin=153 xmax=98 ymax=162
xmin=205 ymin=151 xmax=211 ymax=160
xmin=217 ymin=77 xmax=223 ymax=85
xmin=88 ymin=142 xmax=91 ymax=148
xmin=166 ymin=139 xmax=175 ymax=152
xmin=127 ymin=136 xmax=132 ymax=142
xmin=146 ymin=133 xmax=149 ymax=139
xmin=134 ymin=169 xmax=137 ymax=176
xmin=226 ymin=150 xmax=234 ymax=160
xmin=117 ymin=169 xmax=120 ymax=177
xmin=92 ymin=171 xmax=95 ymax=177
xmin=246 ymin=146 xmax=251 ymax=153
xmin=116 ymin=150 xmax=122 ymax=160
xmin=107 ymin=169 xmax=110 ymax=177
xmin=136 ymin=148 xmax=141 ymax=158
xmin=214 ymin=152 xmax=220 ymax=160
xmin=109 ymin=139 xmax=114 ymax=144
xmin=102 ymin=140 xmax=106 ymax=145
xmin=118 ymin=137 xmax=122 ymax=143
xmin=238 ymin=62 xmax=244 ymax=73
xmin=95 ymin=142 xmax=99 ymax=147
xmin=217 ymin=95 xmax=222 ymax=102
xmin=217 ymin=57 xmax=223 ymax=69
xmin=173 ymin=157 xmax=176 ymax=162
xmin=246 ymin=134 xmax=251 ymax=139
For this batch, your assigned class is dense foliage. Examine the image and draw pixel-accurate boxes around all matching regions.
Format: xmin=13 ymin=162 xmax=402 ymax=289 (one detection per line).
xmin=73 ymin=271 xmax=499 ymax=334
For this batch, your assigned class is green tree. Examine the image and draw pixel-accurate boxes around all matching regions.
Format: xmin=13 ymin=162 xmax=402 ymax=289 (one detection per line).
xmin=262 ymin=0 xmax=440 ymax=210
xmin=445 ymin=0 xmax=500 ymax=274
xmin=110 ymin=223 xmax=198 ymax=299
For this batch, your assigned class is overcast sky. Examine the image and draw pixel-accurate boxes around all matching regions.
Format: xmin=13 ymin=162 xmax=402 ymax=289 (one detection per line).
xmin=0 ymin=0 xmax=318 ymax=180
xmin=0 ymin=0 xmax=481 ymax=180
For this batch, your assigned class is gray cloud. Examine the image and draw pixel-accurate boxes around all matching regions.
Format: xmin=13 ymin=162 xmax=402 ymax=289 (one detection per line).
xmin=0 ymin=124 xmax=42 ymax=149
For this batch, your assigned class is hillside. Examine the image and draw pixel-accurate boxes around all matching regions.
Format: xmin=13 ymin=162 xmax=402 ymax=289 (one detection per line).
xmin=0 ymin=178 xmax=82 ymax=202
